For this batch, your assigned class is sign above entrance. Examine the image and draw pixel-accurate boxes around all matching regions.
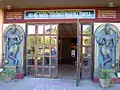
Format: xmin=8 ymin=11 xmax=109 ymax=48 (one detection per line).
xmin=24 ymin=9 xmax=95 ymax=19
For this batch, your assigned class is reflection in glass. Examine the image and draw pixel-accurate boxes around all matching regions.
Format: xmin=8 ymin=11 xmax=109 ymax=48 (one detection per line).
xmin=82 ymin=36 xmax=91 ymax=46
xmin=51 ymin=68 xmax=56 ymax=77
xmin=28 ymin=25 xmax=35 ymax=34
xmin=51 ymin=47 xmax=57 ymax=56
xmin=27 ymin=36 xmax=35 ymax=49
xmin=51 ymin=58 xmax=56 ymax=66
xmin=45 ymin=36 xmax=50 ymax=45
xmin=44 ymin=68 xmax=49 ymax=75
xmin=51 ymin=25 xmax=57 ymax=34
xmin=28 ymin=58 xmax=34 ymax=65
xmin=38 ymin=36 xmax=44 ymax=45
xmin=82 ymin=47 xmax=91 ymax=58
xmin=44 ymin=57 xmax=50 ymax=66
xmin=51 ymin=36 xmax=57 ymax=46
xmin=44 ymin=46 xmax=50 ymax=56
xmin=45 ymin=25 xmax=50 ymax=34
xmin=38 ymin=67 xmax=42 ymax=74
xmin=37 ymin=56 xmax=42 ymax=66
xmin=28 ymin=67 xmax=34 ymax=75
xmin=27 ymin=35 xmax=35 ymax=65
xmin=38 ymin=25 xmax=44 ymax=35
xmin=37 ymin=46 xmax=43 ymax=56
xmin=83 ymin=25 xmax=91 ymax=34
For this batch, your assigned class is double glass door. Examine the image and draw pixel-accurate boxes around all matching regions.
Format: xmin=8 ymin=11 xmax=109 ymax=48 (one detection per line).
xmin=26 ymin=24 xmax=58 ymax=78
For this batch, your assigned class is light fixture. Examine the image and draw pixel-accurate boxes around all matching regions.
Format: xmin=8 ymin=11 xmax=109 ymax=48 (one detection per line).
xmin=108 ymin=0 xmax=115 ymax=7
xmin=6 ymin=5 xmax=12 ymax=9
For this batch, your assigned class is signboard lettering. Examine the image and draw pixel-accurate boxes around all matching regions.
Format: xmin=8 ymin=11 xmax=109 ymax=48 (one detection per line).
xmin=98 ymin=10 xmax=116 ymax=18
xmin=24 ymin=10 xmax=95 ymax=19
xmin=6 ymin=12 xmax=23 ymax=20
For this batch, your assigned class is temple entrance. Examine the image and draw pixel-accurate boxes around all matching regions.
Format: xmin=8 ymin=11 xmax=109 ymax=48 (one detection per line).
xmin=25 ymin=22 xmax=93 ymax=82
xmin=58 ymin=23 xmax=77 ymax=80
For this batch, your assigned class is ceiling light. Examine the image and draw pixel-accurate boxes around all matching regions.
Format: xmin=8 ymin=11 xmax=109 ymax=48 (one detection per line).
xmin=108 ymin=0 xmax=115 ymax=7
xmin=6 ymin=5 xmax=12 ymax=9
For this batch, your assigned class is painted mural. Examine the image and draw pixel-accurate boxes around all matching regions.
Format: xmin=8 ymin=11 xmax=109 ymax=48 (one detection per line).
xmin=4 ymin=24 xmax=24 ymax=66
xmin=95 ymin=23 xmax=120 ymax=69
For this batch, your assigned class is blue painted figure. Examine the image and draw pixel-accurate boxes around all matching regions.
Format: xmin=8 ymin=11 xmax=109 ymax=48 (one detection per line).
xmin=4 ymin=24 xmax=24 ymax=66
xmin=96 ymin=24 xmax=117 ymax=69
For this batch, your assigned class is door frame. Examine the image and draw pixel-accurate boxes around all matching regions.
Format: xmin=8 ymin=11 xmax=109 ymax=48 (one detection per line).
xmin=76 ymin=21 xmax=94 ymax=86
xmin=24 ymin=21 xmax=94 ymax=86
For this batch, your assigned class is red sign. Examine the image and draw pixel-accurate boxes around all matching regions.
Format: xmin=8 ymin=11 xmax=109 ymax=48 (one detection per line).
xmin=6 ymin=11 xmax=23 ymax=20
xmin=98 ymin=10 xmax=116 ymax=18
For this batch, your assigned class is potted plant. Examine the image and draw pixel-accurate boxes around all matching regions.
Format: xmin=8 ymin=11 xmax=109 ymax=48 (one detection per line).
xmin=0 ymin=69 xmax=16 ymax=83
xmin=99 ymin=69 xmax=113 ymax=88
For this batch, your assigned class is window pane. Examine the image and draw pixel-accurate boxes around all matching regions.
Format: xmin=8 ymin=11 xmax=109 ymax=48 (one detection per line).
xmin=44 ymin=46 xmax=50 ymax=56
xmin=51 ymin=25 xmax=57 ymax=34
xmin=38 ymin=67 xmax=42 ymax=74
xmin=45 ymin=25 xmax=50 ymax=34
xmin=44 ymin=57 xmax=50 ymax=66
xmin=44 ymin=68 xmax=49 ymax=75
xmin=45 ymin=36 xmax=50 ymax=45
xmin=38 ymin=25 xmax=44 ymax=35
xmin=51 ymin=47 xmax=57 ymax=57
xmin=82 ymin=36 xmax=91 ymax=46
xmin=51 ymin=68 xmax=56 ymax=77
xmin=83 ymin=25 xmax=91 ymax=34
xmin=37 ymin=56 xmax=42 ymax=66
xmin=51 ymin=36 xmax=57 ymax=46
xmin=82 ymin=47 xmax=91 ymax=58
xmin=38 ymin=36 xmax=44 ymax=46
xmin=28 ymin=25 xmax=35 ymax=34
xmin=28 ymin=67 xmax=34 ymax=76
xmin=51 ymin=57 xmax=57 ymax=66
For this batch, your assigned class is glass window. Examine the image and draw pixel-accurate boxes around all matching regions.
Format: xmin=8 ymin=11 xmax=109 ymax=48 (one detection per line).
xmin=82 ymin=25 xmax=91 ymax=34
xmin=28 ymin=25 xmax=35 ymax=34
xmin=45 ymin=25 xmax=50 ymax=34
xmin=51 ymin=25 xmax=57 ymax=34
xmin=38 ymin=25 xmax=44 ymax=35
xmin=82 ymin=36 xmax=91 ymax=46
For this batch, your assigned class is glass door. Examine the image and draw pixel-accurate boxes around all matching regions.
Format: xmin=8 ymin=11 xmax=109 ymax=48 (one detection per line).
xmin=26 ymin=24 xmax=36 ymax=76
xmin=36 ymin=24 xmax=58 ymax=78
xmin=26 ymin=24 xmax=58 ymax=78
xmin=81 ymin=23 xmax=92 ymax=79
xmin=76 ymin=21 xmax=93 ymax=86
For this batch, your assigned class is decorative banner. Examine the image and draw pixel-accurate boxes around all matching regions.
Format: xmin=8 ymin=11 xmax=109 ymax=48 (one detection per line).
xmin=6 ymin=11 xmax=23 ymax=20
xmin=24 ymin=9 xmax=95 ymax=19
xmin=98 ymin=10 xmax=116 ymax=18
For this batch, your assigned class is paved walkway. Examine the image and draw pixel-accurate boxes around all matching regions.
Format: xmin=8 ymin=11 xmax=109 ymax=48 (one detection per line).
xmin=0 ymin=77 xmax=120 ymax=90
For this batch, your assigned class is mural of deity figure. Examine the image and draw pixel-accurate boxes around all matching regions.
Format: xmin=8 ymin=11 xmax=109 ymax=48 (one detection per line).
xmin=4 ymin=24 xmax=24 ymax=66
xmin=96 ymin=24 xmax=119 ymax=69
